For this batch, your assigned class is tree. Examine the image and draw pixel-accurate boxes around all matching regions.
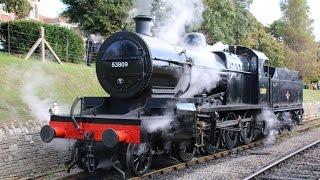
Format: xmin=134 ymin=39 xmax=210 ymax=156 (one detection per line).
xmin=280 ymin=0 xmax=315 ymax=52
xmin=0 ymin=0 xmax=31 ymax=19
xmin=279 ymin=0 xmax=319 ymax=81
xmin=242 ymin=22 xmax=286 ymax=67
xmin=200 ymin=0 xmax=255 ymax=44
xmin=268 ymin=19 xmax=285 ymax=40
xmin=61 ymin=0 xmax=133 ymax=35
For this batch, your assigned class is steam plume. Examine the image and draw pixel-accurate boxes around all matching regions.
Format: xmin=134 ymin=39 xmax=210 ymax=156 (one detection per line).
xmin=21 ymin=65 xmax=69 ymax=123
xmin=258 ymin=110 xmax=279 ymax=145
xmin=130 ymin=0 xmax=205 ymax=44
xmin=21 ymin=66 xmax=53 ymax=123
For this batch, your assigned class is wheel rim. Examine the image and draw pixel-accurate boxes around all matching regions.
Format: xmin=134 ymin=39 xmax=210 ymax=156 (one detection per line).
xmin=127 ymin=143 xmax=152 ymax=176
xmin=223 ymin=112 xmax=238 ymax=149
xmin=178 ymin=141 xmax=196 ymax=162
xmin=241 ymin=111 xmax=254 ymax=144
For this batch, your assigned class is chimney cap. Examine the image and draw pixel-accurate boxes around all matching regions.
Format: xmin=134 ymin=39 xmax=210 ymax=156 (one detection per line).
xmin=133 ymin=15 xmax=153 ymax=21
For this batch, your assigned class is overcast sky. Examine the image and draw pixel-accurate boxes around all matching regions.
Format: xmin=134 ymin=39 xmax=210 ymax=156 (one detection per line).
xmin=250 ymin=0 xmax=320 ymax=41
xmin=40 ymin=0 xmax=320 ymax=41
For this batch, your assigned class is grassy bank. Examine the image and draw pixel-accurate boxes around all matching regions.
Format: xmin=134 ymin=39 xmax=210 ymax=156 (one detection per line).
xmin=0 ymin=53 xmax=105 ymax=124
xmin=303 ymin=89 xmax=320 ymax=103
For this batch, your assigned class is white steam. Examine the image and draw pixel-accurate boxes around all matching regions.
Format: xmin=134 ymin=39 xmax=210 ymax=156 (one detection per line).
xmin=180 ymin=67 xmax=221 ymax=98
xmin=21 ymin=66 xmax=54 ymax=122
xmin=258 ymin=110 xmax=279 ymax=145
xmin=142 ymin=114 xmax=173 ymax=133
xmin=179 ymin=45 xmax=223 ymax=98
xmin=21 ymin=65 xmax=69 ymax=123
xmin=130 ymin=0 xmax=205 ymax=44
xmin=206 ymin=42 xmax=229 ymax=52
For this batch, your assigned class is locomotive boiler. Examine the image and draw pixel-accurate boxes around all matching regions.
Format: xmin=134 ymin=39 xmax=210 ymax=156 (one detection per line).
xmin=96 ymin=16 xmax=226 ymax=99
xmin=40 ymin=15 xmax=304 ymax=177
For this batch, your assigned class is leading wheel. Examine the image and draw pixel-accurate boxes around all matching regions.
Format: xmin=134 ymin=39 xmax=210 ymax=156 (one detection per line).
xmin=223 ymin=112 xmax=239 ymax=150
xmin=240 ymin=111 xmax=254 ymax=145
xmin=176 ymin=140 xmax=196 ymax=162
xmin=122 ymin=143 xmax=152 ymax=176
xmin=72 ymin=143 xmax=98 ymax=173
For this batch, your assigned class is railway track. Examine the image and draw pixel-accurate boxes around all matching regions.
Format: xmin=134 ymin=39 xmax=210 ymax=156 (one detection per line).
xmin=34 ymin=116 xmax=320 ymax=180
xmin=243 ymin=139 xmax=320 ymax=180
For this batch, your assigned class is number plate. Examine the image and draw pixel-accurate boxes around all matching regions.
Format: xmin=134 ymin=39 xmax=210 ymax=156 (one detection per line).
xmin=111 ymin=62 xmax=129 ymax=68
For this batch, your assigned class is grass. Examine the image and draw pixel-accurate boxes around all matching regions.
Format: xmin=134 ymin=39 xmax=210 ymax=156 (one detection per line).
xmin=303 ymin=89 xmax=320 ymax=103
xmin=0 ymin=53 xmax=105 ymax=124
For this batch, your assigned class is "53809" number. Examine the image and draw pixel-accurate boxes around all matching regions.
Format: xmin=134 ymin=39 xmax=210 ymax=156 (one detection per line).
xmin=111 ymin=62 xmax=129 ymax=68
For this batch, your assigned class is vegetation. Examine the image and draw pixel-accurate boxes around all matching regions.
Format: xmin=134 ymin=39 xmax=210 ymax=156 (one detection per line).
xmin=303 ymin=89 xmax=320 ymax=103
xmin=0 ymin=53 xmax=105 ymax=124
xmin=61 ymin=0 xmax=133 ymax=35
xmin=0 ymin=0 xmax=31 ymax=18
xmin=201 ymin=0 xmax=255 ymax=45
xmin=269 ymin=0 xmax=319 ymax=82
xmin=0 ymin=21 xmax=85 ymax=63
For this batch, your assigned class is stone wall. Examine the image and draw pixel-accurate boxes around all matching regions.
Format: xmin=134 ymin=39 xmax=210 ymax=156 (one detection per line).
xmin=0 ymin=121 xmax=73 ymax=179
xmin=0 ymin=102 xmax=319 ymax=179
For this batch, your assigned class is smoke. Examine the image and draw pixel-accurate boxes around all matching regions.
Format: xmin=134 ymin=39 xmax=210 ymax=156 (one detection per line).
xmin=130 ymin=0 xmax=205 ymax=44
xmin=178 ymin=45 xmax=223 ymax=98
xmin=129 ymin=0 xmax=153 ymax=17
xmin=21 ymin=66 xmax=53 ymax=123
xmin=257 ymin=110 xmax=279 ymax=145
xmin=206 ymin=42 xmax=229 ymax=52
xmin=142 ymin=114 xmax=174 ymax=133
xmin=20 ymin=65 xmax=68 ymax=123
xmin=180 ymin=67 xmax=221 ymax=98
xmin=45 ymin=138 xmax=76 ymax=152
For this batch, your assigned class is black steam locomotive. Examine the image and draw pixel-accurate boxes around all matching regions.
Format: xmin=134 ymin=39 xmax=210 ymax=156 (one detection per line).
xmin=40 ymin=16 xmax=303 ymax=176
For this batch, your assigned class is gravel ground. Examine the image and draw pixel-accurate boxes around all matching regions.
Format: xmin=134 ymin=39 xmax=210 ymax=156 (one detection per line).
xmin=154 ymin=127 xmax=320 ymax=180
xmin=259 ymin=143 xmax=320 ymax=179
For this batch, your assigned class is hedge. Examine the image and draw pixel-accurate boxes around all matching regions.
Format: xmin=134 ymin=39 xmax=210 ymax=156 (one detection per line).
xmin=0 ymin=20 xmax=84 ymax=63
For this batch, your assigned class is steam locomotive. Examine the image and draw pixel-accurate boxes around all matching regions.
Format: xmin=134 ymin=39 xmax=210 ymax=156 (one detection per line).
xmin=40 ymin=15 xmax=303 ymax=176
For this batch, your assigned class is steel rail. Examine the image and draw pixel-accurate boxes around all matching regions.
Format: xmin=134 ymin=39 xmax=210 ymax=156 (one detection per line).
xmin=130 ymin=141 xmax=264 ymax=180
xmin=242 ymin=139 xmax=320 ymax=180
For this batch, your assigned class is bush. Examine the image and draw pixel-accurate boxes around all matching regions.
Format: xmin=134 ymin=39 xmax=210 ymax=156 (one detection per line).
xmin=0 ymin=20 xmax=84 ymax=63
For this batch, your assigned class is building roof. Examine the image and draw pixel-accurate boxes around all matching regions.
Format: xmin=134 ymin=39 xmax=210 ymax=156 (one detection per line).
xmin=0 ymin=13 xmax=14 ymax=22
xmin=39 ymin=15 xmax=69 ymax=24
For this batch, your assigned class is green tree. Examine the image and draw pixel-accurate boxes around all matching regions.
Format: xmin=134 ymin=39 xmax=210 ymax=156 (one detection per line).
xmin=200 ymin=0 xmax=255 ymax=44
xmin=0 ymin=0 xmax=31 ymax=18
xmin=280 ymin=0 xmax=315 ymax=52
xmin=268 ymin=19 xmax=285 ymax=40
xmin=61 ymin=0 xmax=132 ymax=35
xmin=279 ymin=0 xmax=319 ymax=81
xmin=242 ymin=22 xmax=286 ymax=67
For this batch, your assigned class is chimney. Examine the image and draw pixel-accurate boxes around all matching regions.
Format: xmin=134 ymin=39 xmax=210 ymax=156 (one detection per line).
xmin=133 ymin=15 xmax=153 ymax=36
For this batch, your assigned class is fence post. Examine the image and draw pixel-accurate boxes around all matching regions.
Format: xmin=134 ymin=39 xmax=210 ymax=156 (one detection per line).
xmin=66 ymin=36 xmax=69 ymax=62
xmin=7 ymin=23 xmax=10 ymax=54
xmin=40 ymin=27 xmax=45 ymax=61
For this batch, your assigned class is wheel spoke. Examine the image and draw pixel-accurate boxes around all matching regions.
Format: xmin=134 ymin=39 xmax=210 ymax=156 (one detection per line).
xmin=133 ymin=157 xmax=139 ymax=163
xmin=135 ymin=161 xmax=140 ymax=171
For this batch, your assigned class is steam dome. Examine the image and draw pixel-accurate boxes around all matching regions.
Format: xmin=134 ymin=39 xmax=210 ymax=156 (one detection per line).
xmin=183 ymin=33 xmax=206 ymax=47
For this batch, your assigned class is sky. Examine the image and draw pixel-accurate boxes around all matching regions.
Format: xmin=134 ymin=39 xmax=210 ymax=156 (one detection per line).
xmin=250 ymin=0 xmax=320 ymax=41
xmin=40 ymin=0 xmax=320 ymax=41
